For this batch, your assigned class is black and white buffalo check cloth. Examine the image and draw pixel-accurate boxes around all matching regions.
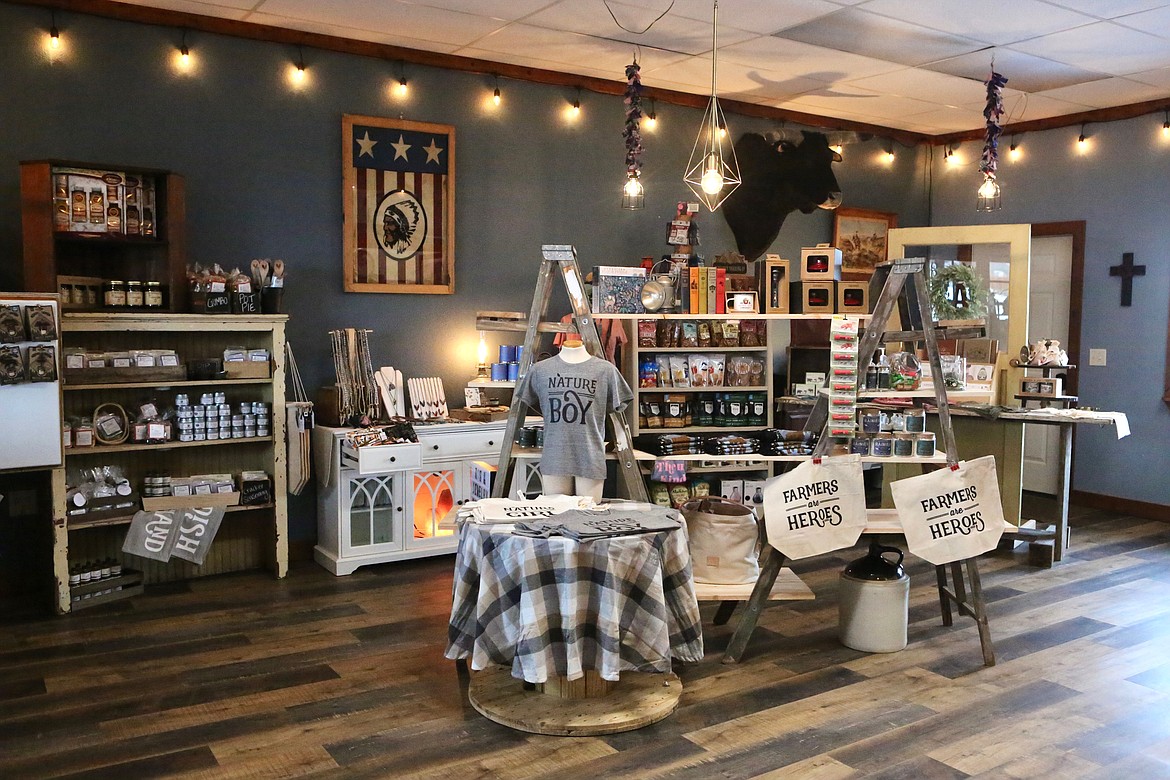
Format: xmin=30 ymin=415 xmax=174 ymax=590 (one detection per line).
xmin=445 ymin=521 xmax=703 ymax=683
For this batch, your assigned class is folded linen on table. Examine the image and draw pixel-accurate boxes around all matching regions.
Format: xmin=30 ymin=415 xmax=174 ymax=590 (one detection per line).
xmin=460 ymin=494 xmax=594 ymax=524
xmin=512 ymin=505 xmax=683 ymax=540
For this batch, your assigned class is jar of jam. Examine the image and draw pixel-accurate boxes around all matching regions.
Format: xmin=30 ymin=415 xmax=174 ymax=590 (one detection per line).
xmin=126 ymin=280 xmax=144 ymax=308
xmin=144 ymin=281 xmax=164 ymax=308
xmin=103 ymin=280 xmax=126 ymax=308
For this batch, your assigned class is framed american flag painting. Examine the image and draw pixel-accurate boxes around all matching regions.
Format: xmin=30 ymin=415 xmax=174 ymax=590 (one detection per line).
xmin=343 ymin=114 xmax=455 ymax=294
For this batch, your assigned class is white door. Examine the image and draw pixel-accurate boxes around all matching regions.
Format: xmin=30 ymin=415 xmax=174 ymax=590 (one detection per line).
xmin=1022 ymin=235 xmax=1073 ymax=494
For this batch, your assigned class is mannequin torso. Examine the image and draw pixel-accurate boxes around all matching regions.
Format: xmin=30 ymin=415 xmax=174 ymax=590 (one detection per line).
xmin=558 ymin=341 xmax=590 ymax=364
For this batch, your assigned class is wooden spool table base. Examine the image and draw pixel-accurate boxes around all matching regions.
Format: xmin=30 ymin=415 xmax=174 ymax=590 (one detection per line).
xmin=468 ymin=667 xmax=682 ymax=736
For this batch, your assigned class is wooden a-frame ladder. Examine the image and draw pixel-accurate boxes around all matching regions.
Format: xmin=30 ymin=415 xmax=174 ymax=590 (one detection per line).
xmin=489 ymin=245 xmax=648 ymax=503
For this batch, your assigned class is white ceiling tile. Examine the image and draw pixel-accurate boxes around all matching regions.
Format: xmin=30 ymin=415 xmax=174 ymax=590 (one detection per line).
xmin=642 ymin=56 xmax=831 ymax=99
xmin=253 ymin=0 xmax=508 ymax=47
xmin=1032 ymin=77 xmax=1170 ymax=108
xmin=718 ymin=36 xmax=903 ymax=82
xmin=783 ymin=90 xmax=945 ymax=121
xmin=522 ymin=0 xmax=755 ymax=55
xmin=923 ymin=48 xmax=1108 ymax=92
xmin=616 ymin=0 xmax=844 ymax=35
xmin=990 ymin=92 xmax=1095 ymax=122
xmin=1127 ymin=65 xmax=1170 ymax=88
xmin=1042 ymin=0 xmax=1170 ymax=19
xmin=773 ymin=8 xmax=986 ymax=67
xmin=860 ymin=0 xmax=1097 ymax=46
xmin=1112 ymin=5 xmax=1170 ymax=37
xmin=465 ymin=23 xmax=685 ymax=74
xmin=1007 ymin=21 xmax=1170 ymax=76
xmin=845 ymin=67 xmax=988 ymax=106
xmin=247 ymin=11 xmax=462 ymax=52
xmin=114 ymin=0 xmax=252 ymax=17
xmin=395 ymin=0 xmax=558 ymax=21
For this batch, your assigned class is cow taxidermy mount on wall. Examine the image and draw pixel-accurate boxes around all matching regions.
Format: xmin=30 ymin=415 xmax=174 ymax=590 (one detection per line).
xmin=721 ymin=130 xmax=845 ymax=263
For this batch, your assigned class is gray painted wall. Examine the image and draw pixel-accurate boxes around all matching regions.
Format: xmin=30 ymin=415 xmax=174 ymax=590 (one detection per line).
xmin=0 ymin=3 xmax=967 ymax=542
xmin=929 ymin=118 xmax=1169 ymax=506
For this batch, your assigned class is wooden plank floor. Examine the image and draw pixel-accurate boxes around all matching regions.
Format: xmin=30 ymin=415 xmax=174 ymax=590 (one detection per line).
xmin=2 ymin=499 xmax=1170 ymax=779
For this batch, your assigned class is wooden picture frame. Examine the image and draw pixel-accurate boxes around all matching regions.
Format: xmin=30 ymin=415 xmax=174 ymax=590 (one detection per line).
xmin=832 ymin=207 xmax=897 ymax=278
xmin=342 ymin=114 xmax=455 ymax=294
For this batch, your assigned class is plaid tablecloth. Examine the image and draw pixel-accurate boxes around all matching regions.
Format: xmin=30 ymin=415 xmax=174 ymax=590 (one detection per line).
xmin=445 ymin=523 xmax=703 ymax=683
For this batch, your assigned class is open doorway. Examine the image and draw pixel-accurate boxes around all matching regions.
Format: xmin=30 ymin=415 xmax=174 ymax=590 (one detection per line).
xmin=1023 ymin=221 xmax=1085 ymax=495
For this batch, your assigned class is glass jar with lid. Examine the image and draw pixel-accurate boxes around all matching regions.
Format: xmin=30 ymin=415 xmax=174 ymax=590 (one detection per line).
xmin=144 ymin=281 xmax=164 ymax=308
xmin=102 ymin=280 xmax=126 ymax=308
xmin=126 ymin=280 xmax=144 ymax=308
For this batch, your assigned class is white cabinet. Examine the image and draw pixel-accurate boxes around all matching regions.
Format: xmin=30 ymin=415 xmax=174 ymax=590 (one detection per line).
xmin=314 ymin=420 xmax=507 ymax=575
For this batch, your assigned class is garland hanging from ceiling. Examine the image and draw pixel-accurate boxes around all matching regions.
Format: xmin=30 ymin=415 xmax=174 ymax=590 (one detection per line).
xmin=980 ymin=70 xmax=1008 ymax=184
xmin=623 ymin=59 xmax=644 ymax=180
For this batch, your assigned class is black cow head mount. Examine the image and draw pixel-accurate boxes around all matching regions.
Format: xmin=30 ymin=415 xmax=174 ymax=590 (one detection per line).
xmin=721 ymin=130 xmax=844 ymax=263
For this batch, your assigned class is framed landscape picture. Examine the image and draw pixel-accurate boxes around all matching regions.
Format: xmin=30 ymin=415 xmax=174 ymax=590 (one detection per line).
xmin=832 ymin=207 xmax=897 ymax=278
xmin=343 ymin=114 xmax=455 ymax=294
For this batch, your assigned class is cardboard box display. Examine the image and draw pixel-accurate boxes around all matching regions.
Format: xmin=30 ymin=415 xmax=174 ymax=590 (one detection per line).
xmin=761 ymin=255 xmax=791 ymax=313
xmin=837 ymin=282 xmax=869 ymax=313
xmin=742 ymin=479 xmax=766 ymax=508
xmin=959 ymin=338 xmax=998 ymax=364
xmin=800 ymin=244 xmax=842 ymax=280
xmin=470 ymin=460 xmax=497 ymax=500
xmin=965 ymin=362 xmax=995 ymax=390
xmin=791 ymin=281 xmax=835 ymax=313
xmin=719 ymin=479 xmax=745 ymax=504
xmin=1019 ymin=376 xmax=1062 ymax=397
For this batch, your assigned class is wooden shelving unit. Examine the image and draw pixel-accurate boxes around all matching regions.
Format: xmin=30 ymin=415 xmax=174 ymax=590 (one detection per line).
xmin=52 ymin=312 xmax=288 ymax=613
xmin=20 ymin=160 xmax=188 ymax=312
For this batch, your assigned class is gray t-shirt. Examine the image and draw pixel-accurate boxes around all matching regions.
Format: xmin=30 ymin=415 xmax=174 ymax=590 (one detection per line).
xmin=518 ymin=355 xmax=633 ymax=480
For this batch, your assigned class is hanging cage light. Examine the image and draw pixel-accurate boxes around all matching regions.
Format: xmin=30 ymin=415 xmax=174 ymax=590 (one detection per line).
xmin=684 ymin=0 xmax=740 ymax=211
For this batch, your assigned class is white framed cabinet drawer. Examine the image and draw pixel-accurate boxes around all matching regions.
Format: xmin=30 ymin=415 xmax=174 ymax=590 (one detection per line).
xmin=418 ymin=429 xmax=504 ymax=461
xmin=341 ymin=441 xmax=422 ymax=475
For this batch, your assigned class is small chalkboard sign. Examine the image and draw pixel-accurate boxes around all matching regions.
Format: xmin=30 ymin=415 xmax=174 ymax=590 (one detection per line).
xmin=651 ymin=459 xmax=688 ymax=483
xmin=204 ymin=293 xmax=231 ymax=314
xmin=240 ymin=478 xmax=272 ymax=506
xmin=234 ymin=292 xmax=260 ymax=314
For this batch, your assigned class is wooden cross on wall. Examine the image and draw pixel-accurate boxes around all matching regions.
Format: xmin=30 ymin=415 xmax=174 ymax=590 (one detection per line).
xmin=1109 ymin=252 xmax=1145 ymax=307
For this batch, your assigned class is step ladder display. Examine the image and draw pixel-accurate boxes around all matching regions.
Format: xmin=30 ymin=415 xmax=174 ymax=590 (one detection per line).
xmin=720 ymin=258 xmax=1000 ymax=667
xmin=489 ymin=245 xmax=648 ymax=503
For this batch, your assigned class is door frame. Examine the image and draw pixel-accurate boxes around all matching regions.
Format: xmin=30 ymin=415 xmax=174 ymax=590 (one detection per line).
xmin=1030 ymin=221 xmax=1085 ymax=497
xmin=1031 ymin=221 xmax=1085 ymax=396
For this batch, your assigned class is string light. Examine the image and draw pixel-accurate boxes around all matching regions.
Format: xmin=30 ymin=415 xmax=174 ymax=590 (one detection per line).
xmin=289 ymin=46 xmax=306 ymax=86
xmin=46 ymin=11 xmax=61 ymax=53
xmin=394 ymin=61 xmax=408 ymax=96
xmin=1076 ymin=124 xmax=1088 ymax=153
xmin=643 ymin=99 xmax=657 ymax=130
xmin=175 ymin=29 xmax=191 ymax=71
xmin=944 ymin=144 xmax=959 ymax=165
xmin=492 ymin=75 xmax=501 ymax=106
xmin=1162 ymin=111 xmax=1169 ymax=139
xmin=570 ymin=88 xmax=581 ymax=117
xmin=882 ymin=144 xmax=895 ymax=164
xmin=1008 ymin=135 xmax=1021 ymax=161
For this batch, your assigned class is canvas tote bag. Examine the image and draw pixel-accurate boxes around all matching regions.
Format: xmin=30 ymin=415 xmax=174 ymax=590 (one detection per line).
xmin=889 ymin=455 xmax=1007 ymax=565
xmin=286 ymin=341 xmax=313 ymax=496
xmin=681 ymin=497 xmax=760 ymax=584
xmin=763 ymin=455 xmax=868 ymax=560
